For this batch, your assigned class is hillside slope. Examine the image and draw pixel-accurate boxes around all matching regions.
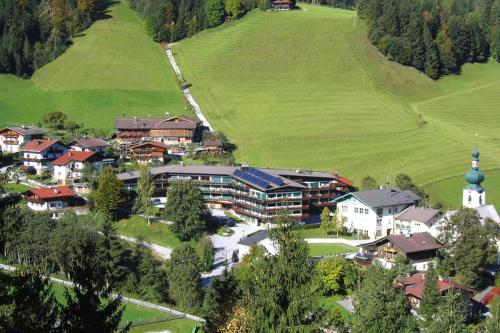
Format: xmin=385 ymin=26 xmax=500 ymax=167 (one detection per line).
xmin=0 ymin=0 xmax=186 ymax=131
xmin=173 ymin=4 xmax=500 ymax=207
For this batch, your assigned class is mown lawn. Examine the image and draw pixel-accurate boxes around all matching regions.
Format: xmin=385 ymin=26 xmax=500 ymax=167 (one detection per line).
xmin=115 ymin=216 xmax=183 ymax=249
xmin=319 ymin=294 xmax=353 ymax=321
xmin=308 ymin=243 xmax=356 ymax=257
xmin=298 ymin=228 xmax=355 ymax=239
xmin=4 ymin=182 xmax=32 ymax=193
xmin=0 ymin=0 xmax=187 ymax=133
xmin=52 ymin=283 xmax=172 ymax=325
xmin=173 ymin=3 xmax=500 ymax=204
xmin=129 ymin=318 xmax=201 ymax=333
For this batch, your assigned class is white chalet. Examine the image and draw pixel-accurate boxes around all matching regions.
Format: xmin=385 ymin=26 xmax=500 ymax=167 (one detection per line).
xmin=52 ymin=151 xmax=105 ymax=185
xmin=334 ymin=188 xmax=420 ymax=239
xmin=395 ymin=206 xmax=443 ymax=238
xmin=0 ymin=125 xmax=45 ymax=153
xmin=21 ymin=139 xmax=69 ymax=174
xmin=23 ymin=186 xmax=80 ymax=211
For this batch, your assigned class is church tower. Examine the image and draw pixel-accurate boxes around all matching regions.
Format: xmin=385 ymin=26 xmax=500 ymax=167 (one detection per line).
xmin=463 ymin=147 xmax=486 ymax=208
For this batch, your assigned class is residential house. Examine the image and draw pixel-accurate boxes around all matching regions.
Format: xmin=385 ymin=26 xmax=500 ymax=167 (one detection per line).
xmin=396 ymin=272 xmax=476 ymax=311
xmin=195 ymin=140 xmax=224 ymax=157
xmin=271 ymin=0 xmax=294 ymax=10
xmin=70 ymin=138 xmax=108 ymax=154
xmin=52 ymin=151 xmax=105 ymax=185
xmin=21 ymin=139 xmax=69 ymax=174
xmin=395 ymin=206 xmax=443 ymax=237
xmin=23 ymin=186 xmax=84 ymax=212
xmin=129 ymin=141 xmax=169 ymax=164
xmin=0 ymin=125 xmax=45 ymax=153
xmin=117 ymin=165 xmax=353 ymax=223
xmin=334 ymin=188 xmax=421 ymax=239
xmin=237 ymin=229 xmax=276 ymax=260
xmin=114 ymin=115 xmax=201 ymax=145
xmin=473 ymin=286 xmax=500 ymax=310
xmin=358 ymin=232 xmax=442 ymax=271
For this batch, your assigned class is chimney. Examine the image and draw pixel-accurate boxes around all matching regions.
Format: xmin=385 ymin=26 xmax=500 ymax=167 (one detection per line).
xmin=438 ymin=275 xmax=444 ymax=282
xmin=53 ymin=188 xmax=59 ymax=194
xmin=241 ymin=164 xmax=249 ymax=171
xmin=379 ymin=185 xmax=385 ymax=190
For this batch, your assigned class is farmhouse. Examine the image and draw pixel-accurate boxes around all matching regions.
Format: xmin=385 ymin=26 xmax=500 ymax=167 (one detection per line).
xmin=396 ymin=272 xmax=476 ymax=310
xmin=358 ymin=232 xmax=442 ymax=271
xmin=70 ymin=138 xmax=108 ymax=154
xmin=0 ymin=125 xmax=45 ymax=153
xmin=195 ymin=140 xmax=224 ymax=157
xmin=117 ymin=165 xmax=353 ymax=223
xmin=22 ymin=186 xmax=84 ymax=212
xmin=52 ymin=151 xmax=106 ymax=185
xmin=20 ymin=139 xmax=69 ymax=174
xmin=114 ymin=115 xmax=201 ymax=144
xmin=333 ymin=188 xmax=420 ymax=239
xmin=129 ymin=141 xmax=169 ymax=164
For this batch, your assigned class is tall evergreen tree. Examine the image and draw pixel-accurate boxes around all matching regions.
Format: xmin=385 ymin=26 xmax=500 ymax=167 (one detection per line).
xmin=352 ymin=265 xmax=418 ymax=333
xmin=426 ymin=289 xmax=468 ymax=333
xmin=484 ymin=296 xmax=500 ymax=333
xmin=163 ymin=180 xmax=208 ymax=241
xmin=93 ymin=166 xmax=125 ymax=221
xmin=205 ymin=0 xmax=225 ymax=28
xmin=419 ymin=264 xmax=441 ymax=326
xmin=134 ymin=165 xmax=155 ymax=226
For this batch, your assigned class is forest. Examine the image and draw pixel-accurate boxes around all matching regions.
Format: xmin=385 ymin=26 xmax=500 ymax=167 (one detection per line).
xmin=357 ymin=0 xmax=500 ymax=79
xmin=128 ymin=0 xmax=269 ymax=43
xmin=0 ymin=0 xmax=108 ymax=77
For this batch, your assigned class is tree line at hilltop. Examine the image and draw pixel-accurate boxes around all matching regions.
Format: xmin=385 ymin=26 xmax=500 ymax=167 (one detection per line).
xmin=357 ymin=0 xmax=500 ymax=79
xmin=129 ymin=0 xmax=273 ymax=43
xmin=0 ymin=0 xmax=109 ymax=77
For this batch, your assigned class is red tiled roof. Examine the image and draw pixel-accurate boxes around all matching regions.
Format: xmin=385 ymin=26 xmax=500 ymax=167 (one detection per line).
xmin=52 ymin=151 xmax=97 ymax=166
xmin=21 ymin=139 xmax=59 ymax=152
xmin=337 ymin=175 xmax=353 ymax=187
xmin=26 ymin=186 xmax=76 ymax=200
xmin=399 ymin=273 xmax=474 ymax=300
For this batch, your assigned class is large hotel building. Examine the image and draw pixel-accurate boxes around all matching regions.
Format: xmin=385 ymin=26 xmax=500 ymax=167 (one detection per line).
xmin=117 ymin=165 xmax=353 ymax=223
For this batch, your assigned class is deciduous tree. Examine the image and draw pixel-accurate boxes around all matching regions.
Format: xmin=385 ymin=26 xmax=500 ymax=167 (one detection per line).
xmin=361 ymin=175 xmax=378 ymax=190
xmin=93 ymin=166 xmax=125 ymax=221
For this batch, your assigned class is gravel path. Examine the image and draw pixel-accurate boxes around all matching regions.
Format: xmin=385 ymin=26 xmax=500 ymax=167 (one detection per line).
xmin=165 ymin=48 xmax=213 ymax=131
xmin=117 ymin=235 xmax=173 ymax=260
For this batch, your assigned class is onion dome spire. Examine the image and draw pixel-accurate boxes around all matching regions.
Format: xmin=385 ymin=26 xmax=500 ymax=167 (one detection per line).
xmin=465 ymin=147 xmax=485 ymax=192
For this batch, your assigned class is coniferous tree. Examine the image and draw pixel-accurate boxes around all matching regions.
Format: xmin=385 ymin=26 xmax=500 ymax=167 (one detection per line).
xmin=419 ymin=264 xmax=440 ymax=326
xmin=163 ymin=180 xmax=208 ymax=241
xmin=166 ymin=244 xmax=203 ymax=311
xmin=203 ymin=265 xmax=240 ymax=332
xmin=426 ymin=289 xmax=468 ymax=333
xmin=0 ymin=269 xmax=59 ymax=333
xmin=134 ymin=165 xmax=155 ymax=226
xmin=352 ymin=265 xmax=418 ymax=333
xmin=484 ymin=296 xmax=500 ymax=333
xmin=205 ymin=0 xmax=225 ymax=28
xmin=93 ymin=166 xmax=125 ymax=221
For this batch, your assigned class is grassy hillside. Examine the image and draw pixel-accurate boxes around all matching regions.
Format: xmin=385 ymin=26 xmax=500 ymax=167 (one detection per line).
xmin=0 ymin=0 xmax=186 ymax=132
xmin=173 ymin=4 xmax=500 ymax=207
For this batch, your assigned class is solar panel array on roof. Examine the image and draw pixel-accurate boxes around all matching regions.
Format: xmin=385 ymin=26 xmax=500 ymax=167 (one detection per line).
xmin=247 ymin=167 xmax=285 ymax=186
xmin=233 ymin=169 xmax=270 ymax=189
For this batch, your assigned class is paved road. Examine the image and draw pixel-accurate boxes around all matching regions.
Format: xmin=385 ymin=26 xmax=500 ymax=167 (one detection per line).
xmin=203 ymin=210 xmax=262 ymax=280
xmin=0 ymin=263 xmax=205 ymax=323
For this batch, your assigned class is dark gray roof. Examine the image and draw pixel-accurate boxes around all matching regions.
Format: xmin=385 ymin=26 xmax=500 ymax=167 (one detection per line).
xmin=6 ymin=125 xmax=45 ymax=136
xmin=114 ymin=115 xmax=200 ymax=130
xmin=238 ymin=230 xmax=269 ymax=246
xmin=336 ymin=188 xmax=420 ymax=208
xmin=396 ymin=206 xmax=441 ymax=226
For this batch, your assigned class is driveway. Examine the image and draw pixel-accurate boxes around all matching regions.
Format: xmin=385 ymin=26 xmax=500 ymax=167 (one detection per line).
xmin=202 ymin=210 xmax=262 ymax=281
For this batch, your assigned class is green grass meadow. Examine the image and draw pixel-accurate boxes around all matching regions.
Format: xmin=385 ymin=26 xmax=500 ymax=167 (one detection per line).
xmin=0 ymin=0 xmax=187 ymax=132
xmin=173 ymin=4 xmax=500 ymax=207
xmin=308 ymin=243 xmax=357 ymax=257
xmin=115 ymin=216 xmax=184 ymax=249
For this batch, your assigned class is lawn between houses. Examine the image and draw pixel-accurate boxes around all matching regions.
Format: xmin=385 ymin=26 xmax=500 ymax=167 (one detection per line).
xmin=308 ymin=244 xmax=357 ymax=257
xmin=173 ymin=3 xmax=500 ymax=207
xmin=0 ymin=0 xmax=187 ymax=133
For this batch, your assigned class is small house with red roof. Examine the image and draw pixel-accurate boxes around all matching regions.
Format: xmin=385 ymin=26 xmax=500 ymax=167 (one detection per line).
xmin=21 ymin=139 xmax=69 ymax=174
xmin=52 ymin=151 xmax=106 ymax=185
xmin=129 ymin=141 xmax=169 ymax=164
xmin=396 ymin=272 xmax=476 ymax=310
xmin=23 ymin=186 xmax=84 ymax=212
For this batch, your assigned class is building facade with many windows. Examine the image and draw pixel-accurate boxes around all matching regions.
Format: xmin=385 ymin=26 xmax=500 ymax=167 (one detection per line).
xmin=117 ymin=165 xmax=353 ymax=223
